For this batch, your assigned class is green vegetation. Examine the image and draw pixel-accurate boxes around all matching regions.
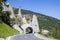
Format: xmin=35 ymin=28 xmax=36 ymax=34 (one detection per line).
xmin=13 ymin=8 xmax=60 ymax=39
xmin=0 ymin=0 xmax=60 ymax=39
xmin=38 ymin=15 xmax=60 ymax=39
xmin=0 ymin=0 xmax=19 ymax=38
xmin=0 ymin=21 xmax=19 ymax=38
xmin=21 ymin=9 xmax=60 ymax=39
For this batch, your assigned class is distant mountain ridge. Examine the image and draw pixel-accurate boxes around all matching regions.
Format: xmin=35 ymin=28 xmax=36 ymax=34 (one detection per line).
xmin=14 ymin=8 xmax=60 ymax=39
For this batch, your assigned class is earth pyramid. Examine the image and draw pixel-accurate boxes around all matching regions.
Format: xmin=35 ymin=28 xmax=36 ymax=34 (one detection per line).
xmin=3 ymin=3 xmax=40 ymax=34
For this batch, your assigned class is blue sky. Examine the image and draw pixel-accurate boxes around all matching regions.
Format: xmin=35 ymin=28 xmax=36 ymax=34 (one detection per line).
xmin=7 ymin=0 xmax=60 ymax=19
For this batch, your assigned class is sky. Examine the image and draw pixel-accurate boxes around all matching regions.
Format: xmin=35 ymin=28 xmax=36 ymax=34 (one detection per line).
xmin=7 ymin=0 xmax=60 ymax=19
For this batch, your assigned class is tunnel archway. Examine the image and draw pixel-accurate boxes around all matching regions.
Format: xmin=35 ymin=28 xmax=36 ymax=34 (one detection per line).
xmin=26 ymin=27 xmax=33 ymax=34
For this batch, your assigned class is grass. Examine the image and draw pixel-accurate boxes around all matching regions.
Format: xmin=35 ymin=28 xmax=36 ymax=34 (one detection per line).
xmin=0 ymin=21 xmax=19 ymax=38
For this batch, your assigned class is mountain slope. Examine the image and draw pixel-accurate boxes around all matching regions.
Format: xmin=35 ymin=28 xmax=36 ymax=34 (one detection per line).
xmin=0 ymin=21 xmax=19 ymax=38
xmin=14 ymin=8 xmax=60 ymax=39
xmin=21 ymin=9 xmax=60 ymax=39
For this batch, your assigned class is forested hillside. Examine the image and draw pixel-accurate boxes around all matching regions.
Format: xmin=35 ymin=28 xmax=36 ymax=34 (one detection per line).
xmin=14 ymin=8 xmax=60 ymax=39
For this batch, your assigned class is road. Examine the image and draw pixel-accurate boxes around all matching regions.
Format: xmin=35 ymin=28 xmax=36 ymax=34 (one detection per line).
xmin=9 ymin=33 xmax=44 ymax=40
xmin=0 ymin=38 xmax=4 ymax=40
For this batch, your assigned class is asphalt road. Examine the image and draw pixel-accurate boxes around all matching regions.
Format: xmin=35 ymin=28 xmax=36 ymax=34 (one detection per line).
xmin=10 ymin=33 xmax=44 ymax=40
xmin=0 ymin=38 xmax=4 ymax=40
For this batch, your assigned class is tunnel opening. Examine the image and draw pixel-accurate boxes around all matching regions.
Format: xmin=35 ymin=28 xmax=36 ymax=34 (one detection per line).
xmin=26 ymin=27 xmax=33 ymax=34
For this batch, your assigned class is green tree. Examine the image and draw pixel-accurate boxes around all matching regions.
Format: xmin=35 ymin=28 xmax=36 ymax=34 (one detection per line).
xmin=0 ymin=2 xmax=3 ymax=20
xmin=1 ymin=11 xmax=10 ymax=24
xmin=0 ymin=0 xmax=11 ymax=27
xmin=0 ymin=0 xmax=7 ymax=20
